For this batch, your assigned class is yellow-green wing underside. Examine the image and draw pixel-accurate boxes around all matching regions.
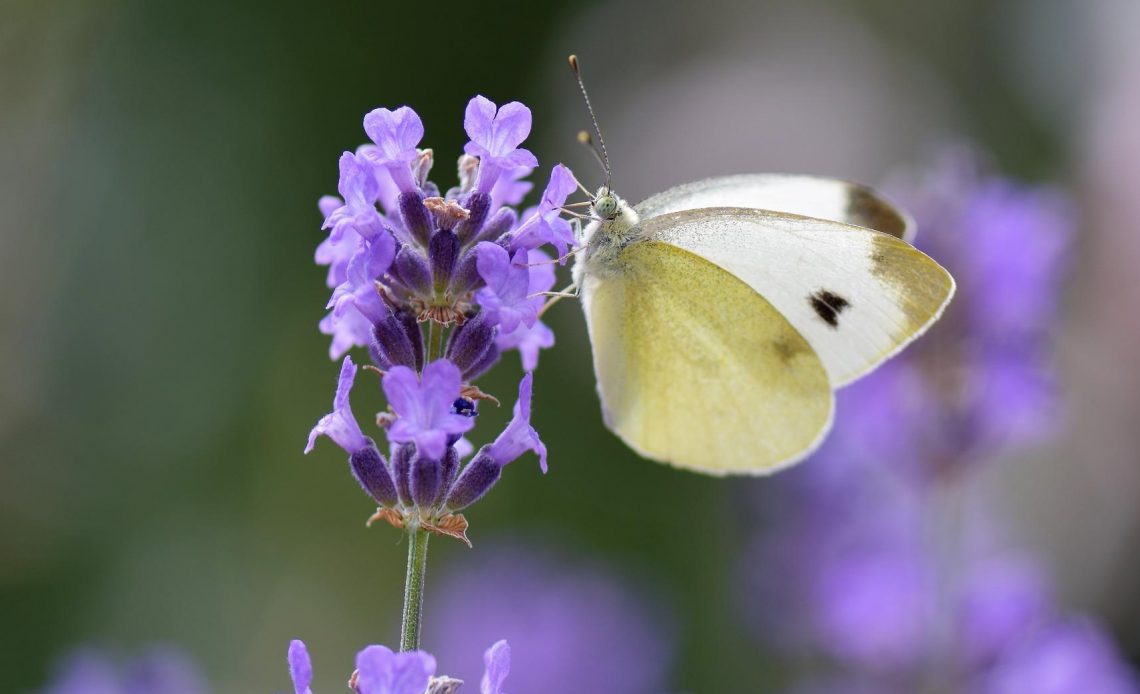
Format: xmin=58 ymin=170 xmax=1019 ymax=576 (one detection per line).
xmin=582 ymin=241 xmax=833 ymax=475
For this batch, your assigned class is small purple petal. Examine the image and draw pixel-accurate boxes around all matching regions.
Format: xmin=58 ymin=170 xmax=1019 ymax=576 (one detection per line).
xmin=538 ymin=164 xmax=578 ymax=213
xmin=305 ymin=356 xmax=367 ymax=455
xmin=475 ymin=243 xmax=536 ymax=333
xmin=355 ymin=645 xmax=436 ymax=694
xmin=480 ymin=640 xmax=510 ymax=694
xmin=363 ymin=107 xmax=424 ymax=164
xmin=486 ymin=372 xmax=547 ymax=472
xmin=463 ymin=96 xmax=498 ymax=147
xmin=288 ymin=640 xmax=313 ymax=694
xmin=464 ymin=97 xmax=538 ymax=193
xmin=383 ymin=361 xmax=475 ymax=461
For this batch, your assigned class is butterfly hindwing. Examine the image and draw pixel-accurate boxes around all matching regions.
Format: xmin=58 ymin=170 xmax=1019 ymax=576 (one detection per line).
xmin=580 ymin=240 xmax=833 ymax=475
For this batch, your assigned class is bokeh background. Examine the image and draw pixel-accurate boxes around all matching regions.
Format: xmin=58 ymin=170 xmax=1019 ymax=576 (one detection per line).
xmin=3 ymin=0 xmax=1139 ymax=691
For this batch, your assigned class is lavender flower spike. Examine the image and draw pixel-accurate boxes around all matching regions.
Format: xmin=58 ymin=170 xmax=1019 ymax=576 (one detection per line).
xmin=384 ymin=360 xmax=474 ymax=461
xmin=481 ymin=641 xmax=511 ymax=694
xmin=288 ymin=640 xmax=313 ymax=694
xmin=464 ymin=95 xmax=539 ymax=193
xmin=355 ymin=645 xmax=436 ymax=694
xmin=305 ymin=356 xmax=367 ymax=456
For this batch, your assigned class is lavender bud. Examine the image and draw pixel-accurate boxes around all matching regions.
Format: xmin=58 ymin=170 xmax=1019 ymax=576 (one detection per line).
xmin=392 ymin=443 xmax=415 ymax=506
xmin=372 ymin=313 xmax=417 ymax=369
xmin=445 ymin=313 xmax=497 ymax=379
xmin=390 ymin=246 xmax=432 ymax=296
xmin=469 ymin=207 xmax=517 ymax=247
xmin=399 ymin=191 xmax=433 ymax=247
xmin=410 ymin=451 xmax=443 ymax=508
xmin=456 ymin=191 xmax=490 ymax=245
xmin=436 ymin=446 xmax=461 ymax=506
xmin=429 ymin=229 xmax=460 ymax=290
xmin=445 ymin=449 xmax=501 ymax=510
xmin=349 ymin=438 xmax=398 ymax=507
xmin=463 ymin=341 xmax=500 ymax=381
xmin=397 ymin=308 xmax=424 ymax=371
xmin=448 ymin=247 xmax=483 ymax=296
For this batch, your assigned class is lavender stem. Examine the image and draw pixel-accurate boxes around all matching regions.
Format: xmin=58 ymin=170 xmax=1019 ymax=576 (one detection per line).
xmin=399 ymin=524 xmax=431 ymax=651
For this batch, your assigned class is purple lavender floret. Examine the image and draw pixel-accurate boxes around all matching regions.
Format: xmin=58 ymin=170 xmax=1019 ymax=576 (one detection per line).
xmin=307 ymin=96 xmax=574 ymax=532
xmin=287 ymin=639 xmax=509 ymax=694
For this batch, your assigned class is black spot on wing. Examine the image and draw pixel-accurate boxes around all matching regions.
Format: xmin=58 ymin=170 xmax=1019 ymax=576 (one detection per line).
xmin=809 ymin=290 xmax=850 ymax=328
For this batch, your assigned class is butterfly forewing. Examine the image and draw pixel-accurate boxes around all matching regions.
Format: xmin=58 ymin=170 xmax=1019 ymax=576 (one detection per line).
xmin=637 ymin=207 xmax=955 ymax=387
xmin=634 ymin=174 xmax=915 ymax=241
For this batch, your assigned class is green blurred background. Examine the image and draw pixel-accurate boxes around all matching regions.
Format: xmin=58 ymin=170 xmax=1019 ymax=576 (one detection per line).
xmin=3 ymin=0 xmax=1139 ymax=691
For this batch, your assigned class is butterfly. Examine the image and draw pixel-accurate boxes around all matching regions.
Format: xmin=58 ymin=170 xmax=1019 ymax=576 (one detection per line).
xmin=563 ymin=55 xmax=955 ymax=476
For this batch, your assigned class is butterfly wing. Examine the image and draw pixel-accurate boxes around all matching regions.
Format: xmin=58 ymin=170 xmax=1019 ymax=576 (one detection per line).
xmin=635 ymin=174 xmax=915 ymax=241
xmin=580 ymin=240 xmax=833 ymax=475
xmin=636 ymin=207 xmax=955 ymax=387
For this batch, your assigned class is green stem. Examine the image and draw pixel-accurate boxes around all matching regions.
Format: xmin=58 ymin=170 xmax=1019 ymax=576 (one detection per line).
xmin=427 ymin=320 xmax=445 ymax=363
xmin=398 ymin=319 xmax=443 ymax=652
xmin=399 ymin=524 xmax=431 ymax=651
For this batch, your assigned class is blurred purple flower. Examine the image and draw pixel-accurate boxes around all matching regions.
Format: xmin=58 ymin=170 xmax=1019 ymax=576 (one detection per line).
xmin=427 ymin=543 xmax=675 ymax=694
xmin=980 ymin=619 xmax=1140 ymax=694
xmin=383 ymin=361 xmax=474 ymax=461
xmin=810 ymin=540 xmax=931 ymax=672
xmin=38 ymin=647 xmax=208 ymax=694
xmin=305 ymin=355 xmax=367 ymax=456
xmin=958 ymin=554 xmax=1054 ymax=667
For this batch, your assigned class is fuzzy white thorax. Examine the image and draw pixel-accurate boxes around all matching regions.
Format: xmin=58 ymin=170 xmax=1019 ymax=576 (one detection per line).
xmin=573 ymin=195 xmax=641 ymax=285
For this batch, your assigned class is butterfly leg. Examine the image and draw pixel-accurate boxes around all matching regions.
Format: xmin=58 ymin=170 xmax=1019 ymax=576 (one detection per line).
xmin=535 ymin=283 xmax=580 ymax=317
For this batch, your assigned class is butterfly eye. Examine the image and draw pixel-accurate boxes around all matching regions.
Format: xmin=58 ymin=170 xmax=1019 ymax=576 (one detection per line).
xmin=594 ymin=195 xmax=618 ymax=219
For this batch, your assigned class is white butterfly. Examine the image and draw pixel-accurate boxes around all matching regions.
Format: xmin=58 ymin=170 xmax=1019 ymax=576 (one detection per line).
xmin=565 ymin=56 xmax=955 ymax=476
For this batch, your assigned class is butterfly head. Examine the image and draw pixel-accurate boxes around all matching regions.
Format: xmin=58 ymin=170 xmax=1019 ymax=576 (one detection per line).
xmin=593 ymin=187 xmax=620 ymax=220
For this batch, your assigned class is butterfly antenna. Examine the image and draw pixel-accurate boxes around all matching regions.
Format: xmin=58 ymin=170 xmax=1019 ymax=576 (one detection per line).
xmin=576 ymin=130 xmax=608 ymax=186
xmin=568 ymin=54 xmax=612 ymax=189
